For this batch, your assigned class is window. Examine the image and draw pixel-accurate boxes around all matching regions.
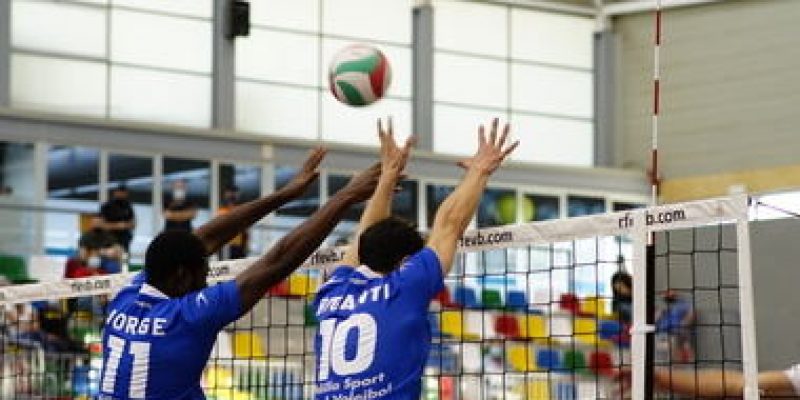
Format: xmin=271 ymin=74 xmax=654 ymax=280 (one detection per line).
xmin=9 ymin=0 xmax=213 ymax=128
xmin=0 ymin=142 xmax=37 ymax=257
xmin=524 ymin=194 xmax=561 ymax=222
xmin=432 ymin=1 xmax=595 ymax=166
xmin=45 ymin=146 xmax=101 ymax=253
xmin=11 ymin=54 xmax=107 ymax=117
xmin=426 ymin=184 xmax=455 ymax=229
xmin=568 ymin=195 xmax=606 ymax=217
xmin=162 ymin=158 xmax=210 ymax=230
xmin=234 ymin=0 xmax=413 ymax=143
xmin=477 ymin=188 xmax=516 ymax=228
xmin=108 ymin=154 xmax=154 ymax=260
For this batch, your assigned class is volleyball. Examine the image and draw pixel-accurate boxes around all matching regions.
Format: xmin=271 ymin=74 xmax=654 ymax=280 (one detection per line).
xmin=328 ymin=44 xmax=391 ymax=107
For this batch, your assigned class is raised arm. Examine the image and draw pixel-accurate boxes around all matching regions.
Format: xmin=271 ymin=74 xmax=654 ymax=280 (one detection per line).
xmin=235 ymin=163 xmax=381 ymax=311
xmin=426 ymin=118 xmax=518 ymax=275
xmin=652 ymin=367 xmax=796 ymax=398
xmin=194 ymin=148 xmax=326 ymax=256
xmin=340 ymin=118 xmax=414 ymax=266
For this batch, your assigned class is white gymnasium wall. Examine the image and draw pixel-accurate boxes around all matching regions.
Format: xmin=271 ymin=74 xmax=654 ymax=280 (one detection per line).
xmin=614 ymin=0 xmax=800 ymax=178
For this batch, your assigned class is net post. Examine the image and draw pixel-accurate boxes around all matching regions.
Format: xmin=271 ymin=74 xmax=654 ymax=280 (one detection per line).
xmin=631 ymin=210 xmax=654 ymax=400
xmin=735 ymin=195 xmax=760 ymax=399
xmin=645 ymin=241 xmax=656 ymax=400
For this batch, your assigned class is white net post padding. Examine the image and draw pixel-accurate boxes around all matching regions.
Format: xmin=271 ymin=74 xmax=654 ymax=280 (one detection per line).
xmin=0 ymin=194 xmax=759 ymax=399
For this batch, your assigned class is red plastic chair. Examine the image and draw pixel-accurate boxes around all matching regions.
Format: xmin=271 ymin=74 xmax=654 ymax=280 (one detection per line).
xmin=494 ymin=314 xmax=522 ymax=338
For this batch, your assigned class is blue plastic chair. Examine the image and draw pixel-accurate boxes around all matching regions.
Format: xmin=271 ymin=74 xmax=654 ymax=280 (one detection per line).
xmin=505 ymin=290 xmax=528 ymax=310
xmin=453 ymin=286 xmax=480 ymax=308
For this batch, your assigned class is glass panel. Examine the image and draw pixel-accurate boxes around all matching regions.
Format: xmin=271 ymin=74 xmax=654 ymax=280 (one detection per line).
xmin=321 ymin=97 xmax=412 ymax=146
xmin=47 ymin=146 xmax=100 ymax=202
xmin=108 ymin=154 xmax=153 ymax=260
xmin=434 ymin=1 xmax=507 ymax=57
xmin=327 ymin=174 xmax=365 ymax=223
xmin=509 ymin=113 xmax=593 ymax=167
xmin=113 ymin=0 xmax=212 ymax=18
xmin=511 ymin=64 xmax=593 ymax=118
xmin=237 ymin=29 xmax=319 ymax=85
xmin=249 ymin=0 xmax=319 ymax=31
xmin=434 ymin=53 xmax=507 ymax=109
xmin=235 ymin=81 xmax=319 ymax=139
xmin=110 ymin=66 xmax=211 ymax=128
xmin=426 ymin=184 xmax=455 ymax=229
xmin=322 ymin=0 xmax=412 ymax=44
xmin=219 ymin=164 xmax=262 ymax=204
xmin=433 ymin=104 xmax=506 ymax=157
xmin=217 ymin=164 xmax=262 ymax=259
xmin=162 ymin=158 xmax=210 ymax=232
xmin=394 ymin=179 xmax=419 ymax=225
xmin=511 ymin=8 xmax=594 ymax=69
xmin=568 ymin=195 xmax=606 ymax=217
xmin=111 ymin=9 xmax=212 ymax=73
xmin=0 ymin=142 xmax=36 ymax=202
xmin=12 ymin=1 xmax=107 ymax=58
xmin=477 ymin=188 xmax=516 ymax=228
xmin=322 ymin=39 xmax=412 ymax=98
xmin=270 ymin=165 xmax=321 ymax=243
xmin=11 ymin=54 xmax=107 ymax=117
xmin=613 ymin=202 xmax=645 ymax=212
xmin=0 ymin=143 xmax=36 ymax=257
xmin=524 ymin=194 xmax=561 ymax=222
xmin=45 ymin=146 xmax=100 ymax=257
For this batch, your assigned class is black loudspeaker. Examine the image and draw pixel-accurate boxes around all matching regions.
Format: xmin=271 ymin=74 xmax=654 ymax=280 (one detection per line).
xmin=228 ymin=0 xmax=250 ymax=39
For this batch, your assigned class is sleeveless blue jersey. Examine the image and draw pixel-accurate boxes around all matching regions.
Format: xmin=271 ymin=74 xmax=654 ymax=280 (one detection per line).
xmin=99 ymin=273 xmax=241 ymax=399
xmin=312 ymin=248 xmax=444 ymax=400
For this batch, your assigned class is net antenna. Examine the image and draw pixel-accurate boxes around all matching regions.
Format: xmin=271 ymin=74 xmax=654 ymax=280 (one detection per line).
xmin=630 ymin=1 xmax=664 ymax=399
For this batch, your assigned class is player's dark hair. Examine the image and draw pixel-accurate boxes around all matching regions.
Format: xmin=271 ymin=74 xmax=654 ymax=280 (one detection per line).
xmin=358 ymin=216 xmax=423 ymax=274
xmin=611 ymin=271 xmax=632 ymax=293
xmin=145 ymin=231 xmax=208 ymax=297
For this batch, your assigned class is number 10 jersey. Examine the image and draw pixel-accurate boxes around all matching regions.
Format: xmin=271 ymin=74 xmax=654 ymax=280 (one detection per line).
xmin=312 ymin=248 xmax=444 ymax=400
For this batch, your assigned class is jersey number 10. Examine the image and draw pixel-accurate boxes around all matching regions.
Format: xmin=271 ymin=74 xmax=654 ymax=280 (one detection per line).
xmin=318 ymin=313 xmax=377 ymax=380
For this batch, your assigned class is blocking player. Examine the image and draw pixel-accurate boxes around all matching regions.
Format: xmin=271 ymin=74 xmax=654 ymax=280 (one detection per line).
xmin=313 ymin=118 xmax=518 ymax=399
xmin=99 ymin=148 xmax=382 ymax=399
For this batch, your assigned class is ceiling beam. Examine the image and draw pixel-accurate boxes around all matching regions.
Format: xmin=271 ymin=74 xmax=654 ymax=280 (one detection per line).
xmin=482 ymin=0 xmax=596 ymax=16
xmin=603 ymin=0 xmax=723 ymax=16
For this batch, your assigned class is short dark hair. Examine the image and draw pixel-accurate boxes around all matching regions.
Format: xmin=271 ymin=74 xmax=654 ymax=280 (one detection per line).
xmin=611 ymin=271 xmax=632 ymax=290
xmin=358 ymin=217 xmax=423 ymax=274
xmin=145 ymin=231 xmax=207 ymax=289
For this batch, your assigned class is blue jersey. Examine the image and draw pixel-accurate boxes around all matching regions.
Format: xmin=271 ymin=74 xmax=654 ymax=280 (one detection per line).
xmin=313 ymin=248 xmax=444 ymax=400
xmin=99 ymin=273 xmax=241 ymax=399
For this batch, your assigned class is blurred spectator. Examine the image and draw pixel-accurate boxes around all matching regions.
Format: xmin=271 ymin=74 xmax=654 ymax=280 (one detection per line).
xmin=611 ymin=270 xmax=633 ymax=324
xmin=655 ymin=290 xmax=696 ymax=362
xmin=79 ymin=214 xmax=117 ymax=250
xmin=100 ymin=184 xmax=136 ymax=253
xmin=66 ymin=217 xmax=123 ymax=277
xmin=163 ymin=179 xmax=196 ymax=232
xmin=216 ymin=185 xmax=248 ymax=259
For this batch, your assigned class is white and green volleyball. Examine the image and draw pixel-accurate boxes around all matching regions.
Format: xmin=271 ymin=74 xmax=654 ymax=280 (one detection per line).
xmin=329 ymin=44 xmax=391 ymax=107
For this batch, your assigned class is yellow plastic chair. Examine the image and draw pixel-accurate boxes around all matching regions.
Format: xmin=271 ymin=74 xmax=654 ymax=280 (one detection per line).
xmin=507 ymin=344 xmax=537 ymax=372
xmin=232 ymin=331 xmax=266 ymax=359
xmin=582 ymin=296 xmax=614 ymax=318
xmin=440 ymin=310 xmax=464 ymax=338
xmin=574 ymin=318 xmax=600 ymax=346
xmin=522 ymin=315 xmax=548 ymax=341
xmin=288 ymin=274 xmax=313 ymax=296
xmin=526 ymin=379 xmax=551 ymax=400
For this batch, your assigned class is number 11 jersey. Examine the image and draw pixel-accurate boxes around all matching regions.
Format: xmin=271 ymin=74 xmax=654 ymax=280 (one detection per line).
xmin=312 ymin=248 xmax=444 ymax=400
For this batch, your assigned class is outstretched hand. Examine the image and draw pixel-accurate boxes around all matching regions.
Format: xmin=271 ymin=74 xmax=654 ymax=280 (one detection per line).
xmin=457 ymin=118 xmax=519 ymax=175
xmin=342 ymin=162 xmax=382 ymax=203
xmin=281 ymin=147 xmax=326 ymax=198
xmin=377 ymin=117 xmax=415 ymax=178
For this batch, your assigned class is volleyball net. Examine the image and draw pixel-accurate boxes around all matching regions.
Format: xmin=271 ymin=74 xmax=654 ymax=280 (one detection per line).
xmin=0 ymin=194 xmax=757 ymax=399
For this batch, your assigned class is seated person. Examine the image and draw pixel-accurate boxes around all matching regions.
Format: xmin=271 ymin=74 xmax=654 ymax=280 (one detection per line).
xmin=66 ymin=217 xmax=124 ymax=277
